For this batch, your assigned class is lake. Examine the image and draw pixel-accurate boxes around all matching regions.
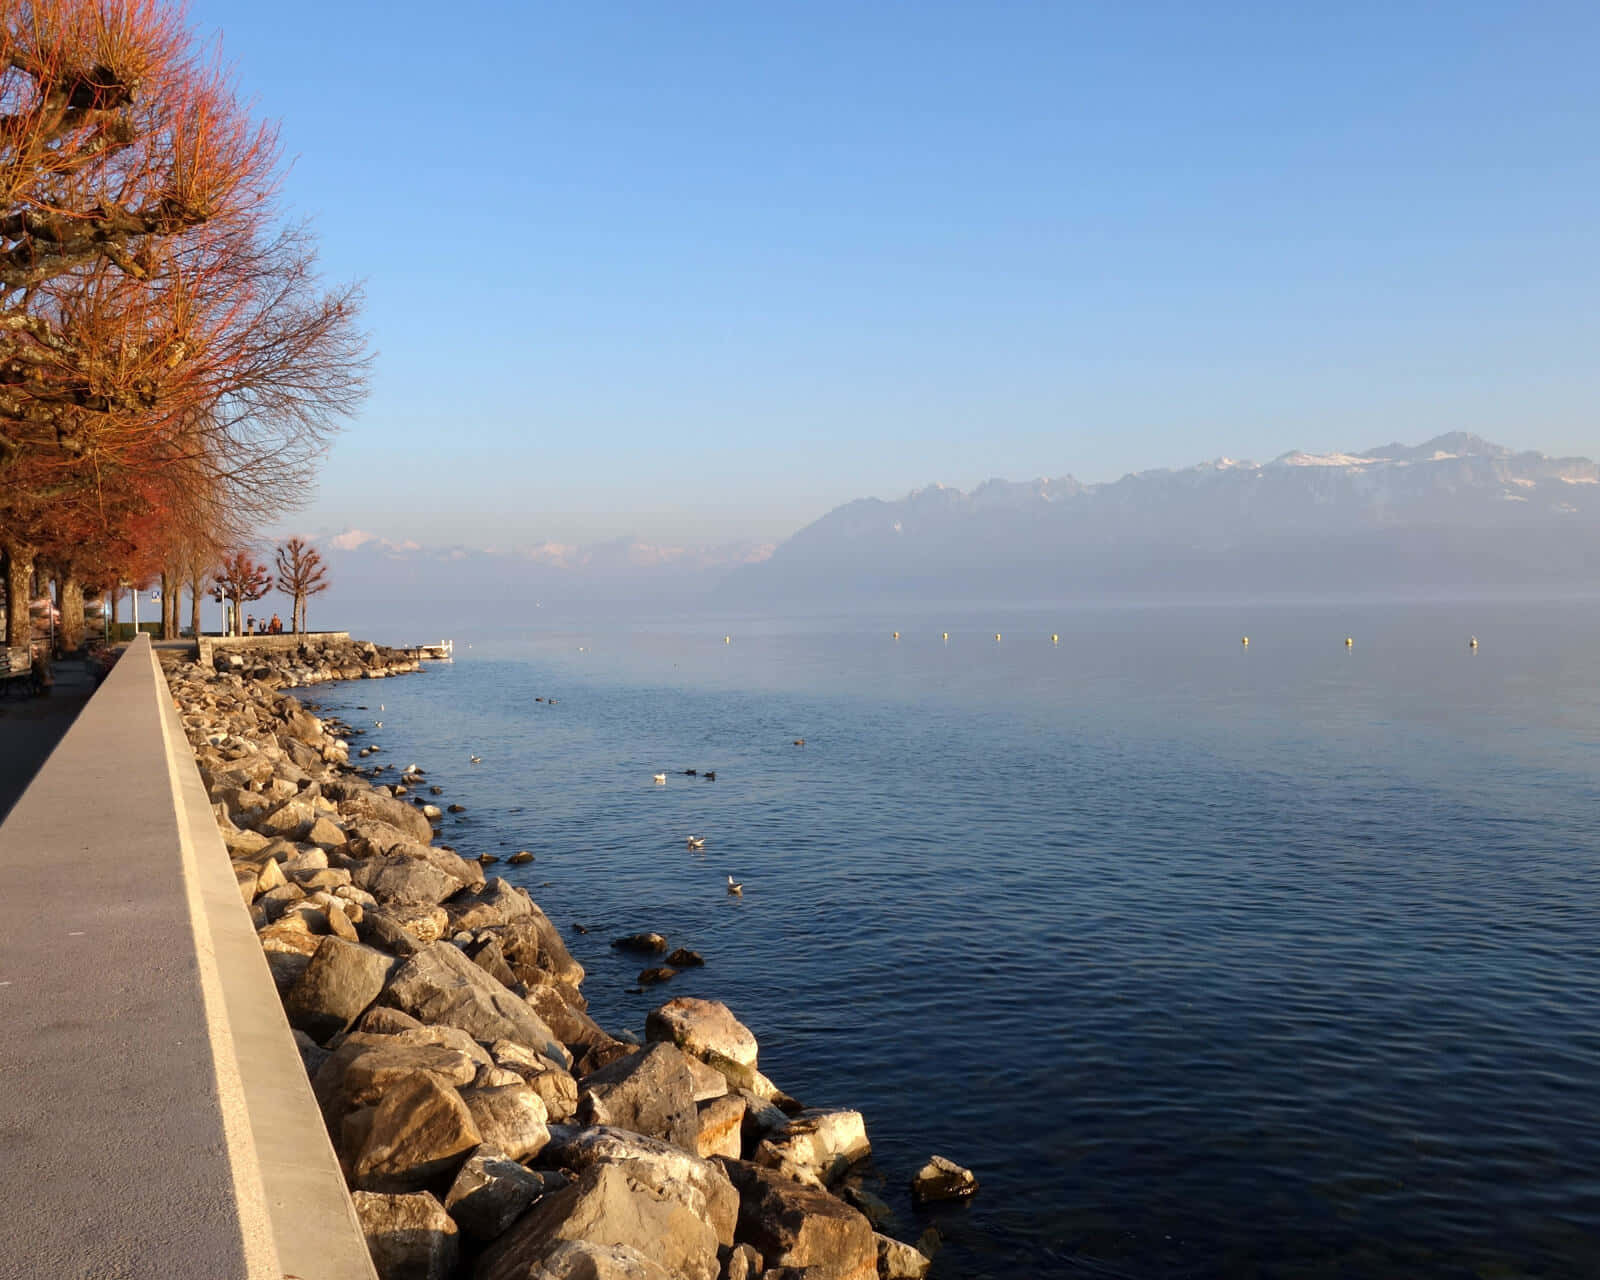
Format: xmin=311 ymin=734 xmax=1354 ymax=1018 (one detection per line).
xmin=312 ymin=597 xmax=1600 ymax=1278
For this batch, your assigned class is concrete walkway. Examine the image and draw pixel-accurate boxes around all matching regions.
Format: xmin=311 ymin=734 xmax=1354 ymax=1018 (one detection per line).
xmin=0 ymin=657 xmax=96 ymax=823
xmin=0 ymin=637 xmax=374 ymax=1279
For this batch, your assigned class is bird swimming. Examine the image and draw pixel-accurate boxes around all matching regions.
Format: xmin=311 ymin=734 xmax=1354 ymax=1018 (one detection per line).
xmin=374 ymin=721 xmax=383 ymax=728
xmin=793 ymin=738 xmax=805 ymax=746
xmin=686 ymin=836 xmax=705 ymax=849
xmin=703 ymin=771 xmax=716 ymax=781
xmin=653 ymin=773 xmax=667 ymax=784
xmin=469 ymin=755 xmax=482 ymax=764
xmin=726 ymin=875 xmax=742 ymax=895
xmin=684 ymin=768 xmax=698 ymax=776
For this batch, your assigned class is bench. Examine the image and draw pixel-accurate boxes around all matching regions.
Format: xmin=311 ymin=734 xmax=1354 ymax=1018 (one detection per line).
xmin=0 ymin=646 xmax=41 ymax=697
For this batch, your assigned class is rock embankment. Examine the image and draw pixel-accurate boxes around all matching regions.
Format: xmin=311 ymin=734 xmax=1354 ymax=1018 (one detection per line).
xmin=161 ymin=642 xmax=944 ymax=1280
xmin=205 ymin=636 xmax=422 ymax=689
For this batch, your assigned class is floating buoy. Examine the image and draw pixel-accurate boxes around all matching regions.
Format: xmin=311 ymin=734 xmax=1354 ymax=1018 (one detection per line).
xmin=893 ymin=631 xmax=900 ymax=640
xmin=995 ymin=633 xmax=1002 ymax=642
xmin=1241 ymin=636 xmax=1249 ymax=647
xmin=724 ymin=636 xmax=731 ymax=644
xmin=942 ymin=632 xmax=949 ymax=641
xmin=1469 ymin=636 xmax=1479 ymax=649
xmin=1344 ymin=637 xmax=1353 ymax=647
xmin=1051 ymin=634 xmax=1059 ymax=644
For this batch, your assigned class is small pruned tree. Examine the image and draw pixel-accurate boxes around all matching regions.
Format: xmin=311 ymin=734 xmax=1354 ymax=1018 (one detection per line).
xmin=212 ymin=550 xmax=271 ymax=636
xmin=274 ymin=537 xmax=327 ymax=635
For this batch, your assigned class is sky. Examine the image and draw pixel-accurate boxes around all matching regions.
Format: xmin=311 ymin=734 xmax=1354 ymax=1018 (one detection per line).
xmin=187 ymin=1 xmax=1600 ymax=548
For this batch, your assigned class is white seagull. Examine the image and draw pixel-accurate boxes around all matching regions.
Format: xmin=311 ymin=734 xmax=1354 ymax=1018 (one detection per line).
xmin=652 ymin=773 xmax=667 ymax=784
xmin=726 ymin=875 xmax=742 ymax=895
xmin=470 ymin=755 xmax=483 ymax=764
xmin=686 ymin=836 xmax=705 ymax=850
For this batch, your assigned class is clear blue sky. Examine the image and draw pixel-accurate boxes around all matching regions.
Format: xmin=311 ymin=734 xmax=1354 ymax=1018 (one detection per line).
xmin=191 ymin=1 xmax=1600 ymax=546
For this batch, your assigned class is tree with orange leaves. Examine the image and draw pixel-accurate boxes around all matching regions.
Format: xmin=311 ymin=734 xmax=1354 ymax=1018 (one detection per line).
xmin=274 ymin=536 xmax=327 ymax=636
xmin=211 ymin=548 xmax=270 ymax=637
xmin=0 ymin=0 xmax=367 ymax=607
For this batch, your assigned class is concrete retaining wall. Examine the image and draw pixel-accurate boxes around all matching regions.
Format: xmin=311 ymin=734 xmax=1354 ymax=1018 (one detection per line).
xmin=0 ymin=635 xmax=376 ymax=1279
xmin=197 ymin=631 xmax=352 ymax=667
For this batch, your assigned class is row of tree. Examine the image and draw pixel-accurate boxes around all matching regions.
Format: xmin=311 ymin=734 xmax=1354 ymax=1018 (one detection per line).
xmin=0 ymin=0 xmax=368 ymax=651
xmin=92 ymin=534 xmax=328 ymax=642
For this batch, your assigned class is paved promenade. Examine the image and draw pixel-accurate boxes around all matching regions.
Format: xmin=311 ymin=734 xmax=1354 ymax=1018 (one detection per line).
xmin=0 ymin=637 xmax=374 ymax=1280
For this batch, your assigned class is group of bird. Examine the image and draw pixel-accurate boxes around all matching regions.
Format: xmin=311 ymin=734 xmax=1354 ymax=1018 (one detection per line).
xmin=652 ymin=769 xmax=740 ymax=894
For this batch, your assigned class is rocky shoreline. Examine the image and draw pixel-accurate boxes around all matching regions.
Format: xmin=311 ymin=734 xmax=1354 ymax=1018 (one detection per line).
xmin=162 ymin=637 xmax=973 ymax=1280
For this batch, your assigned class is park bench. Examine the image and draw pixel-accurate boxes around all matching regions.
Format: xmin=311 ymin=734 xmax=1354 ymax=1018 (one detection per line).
xmin=0 ymin=646 xmax=42 ymax=698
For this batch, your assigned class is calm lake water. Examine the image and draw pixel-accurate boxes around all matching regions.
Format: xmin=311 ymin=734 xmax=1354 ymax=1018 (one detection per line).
xmin=314 ymin=599 xmax=1600 ymax=1279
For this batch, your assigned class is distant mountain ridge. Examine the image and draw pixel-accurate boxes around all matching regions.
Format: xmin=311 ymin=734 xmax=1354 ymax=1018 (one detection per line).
xmin=722 ymin=434 xmax=1600 ymax=602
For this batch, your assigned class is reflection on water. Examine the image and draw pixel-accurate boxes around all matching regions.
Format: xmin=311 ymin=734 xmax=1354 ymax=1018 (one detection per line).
xmin=315 ymin=599 xmax=1600 ymax=1278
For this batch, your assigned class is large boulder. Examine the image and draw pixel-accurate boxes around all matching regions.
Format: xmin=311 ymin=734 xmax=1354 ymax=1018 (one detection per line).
xmin=578 ymin=1043 xmax=699 ymax=1150
xmin=522 ymin=982 xmax=621 ymax=1059
xmin=314 ymin=1034 xmax=480 ymax=1133
xmin=476 ymin=1162 xmax=721 ymax=1280
xmin=282 ymin=936 xmax=395 ymax=1043
xmin=875 ymin=1233 xmax=932 ymax=1280
xmin=696 ymin=1094 xmax=745 ymax=1160
xmin=381 ymin=942 xmax=568 ymax=1065
xmin=350 ymin=858 xmax=463 ymax=907
xmin=909 ymin=1155 xmax=978 ymax=1203
xmin=459 ymin=1084 xmax=550 ymax=1162
xmin=444 ymin=877 xmax=531 ymax=931
xmin=349 ymin=1072 xmax=482 ymax=1192
xmin=338 ymin=789 xmax=436 ymax=843
xmin=540 ymin=1126 xmax=737 ymax=1247
xmin=754 ymin=1109 xmax=871 ymax=1188
xmin=498 ymin=908 xmax=585 ymax=988
xmin=715 ymin=1160 xmax=876 ymax=1280
xmin=443 ymin=1145 xmax=549 ymax=1241
xmin=645 ymin=998 xmax=758 ymax=1069
xmin=344 ymin=818 xmax=419 ymax=858
xmin=352 ymin=1190 xmax=459 ymax=1280
xmin=488 ymin=1239 xmax=673 ymax=1280
xmin=252 ymin=798 xmax=317 ymax=840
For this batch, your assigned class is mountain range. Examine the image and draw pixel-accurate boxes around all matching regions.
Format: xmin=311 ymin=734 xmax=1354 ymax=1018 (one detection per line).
xmin=720 ymin=433 xmax=1600 ymax=603
xmin=314 ymin=433 xmax=1600 ymax=619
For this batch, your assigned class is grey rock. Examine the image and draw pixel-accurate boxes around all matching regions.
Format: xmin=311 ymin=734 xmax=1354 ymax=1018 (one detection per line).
xmin=539 ymin=1125 xmax=736 ymax=1247
xmin=381 ymin=942 xmax=569 ymax=1065
xmin=714 ymin=1158 xmax=877 ymax=1280
xmin=443 ymin=1145 xmax=549 ymax=1241
xmin=476 ymin=1162 xmax=721 ymax=1280
xmin=283 ymin=936 xmax=396 ymax=1043
xmin=351 ymin=1190 xmax=459 ymax=1280
xmin=460 ymin=1083 xmax=551 ymax=1161
xmin=909 ymin=1154 xmax=978 ymax=1203
xmin=349 ymin=857 xmax=463 ymax=907
xmin=578 ymin=1042 xmax=699 ymax=1151
xmin=444 ymin=877 xmax=532 ymax=931
xmin=350 ymin=1072 xmax=482 ymax=1192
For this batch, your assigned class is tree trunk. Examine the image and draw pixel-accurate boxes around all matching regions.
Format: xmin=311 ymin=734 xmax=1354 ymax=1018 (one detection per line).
xmin=59 ymin=575 xmax=85 ymax=653
xmin=189 ymin=576 xmax=203 ymax=640
xmin=3 ymin=541 xmax=32 ymax=648
xmin=110 ymin=586 xmax=120 ymax=633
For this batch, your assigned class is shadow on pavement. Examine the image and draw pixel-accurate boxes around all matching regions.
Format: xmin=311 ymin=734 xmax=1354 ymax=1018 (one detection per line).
xmin=0 ymin=659 xmax=98 ymax=824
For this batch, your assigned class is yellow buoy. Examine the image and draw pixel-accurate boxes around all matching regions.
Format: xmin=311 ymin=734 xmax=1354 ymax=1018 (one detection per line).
xmin=1241 ymin=636 xmax=1249 ymax=647
xmin=995 ymin=633 xmax=1002 ymax=642
xmin=1469 ymin=636 xmax=1479 ymax=648
xmin=893 ymin=631 xmax=900 ymax=640
xmin=1344 ymin=636 xmax=1353 ymax=647
xmin=942 ymin=632 xmax=949 ymax=641
xmin=724 ymin=636 xmax=731 ymax=645
xmin=1051 ymin=634 xmax=1059 ymax=644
